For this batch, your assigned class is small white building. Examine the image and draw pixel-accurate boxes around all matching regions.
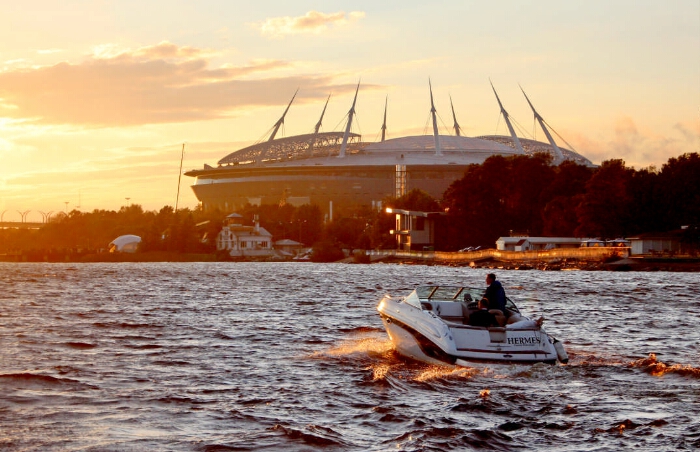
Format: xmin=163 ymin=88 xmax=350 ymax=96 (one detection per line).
xmin=496 ymin=236 xmax=585 ymax=251
xmin=217 ymin=214 xmax=274 ymax=257
xmin=274 ymin=239 xmax=305 ymax=257
xmin=627 ymin=231 xmax=683 ymax=256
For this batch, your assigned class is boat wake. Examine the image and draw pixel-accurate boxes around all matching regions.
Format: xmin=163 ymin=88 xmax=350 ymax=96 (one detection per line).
xmin=322 ymin=335 xmax=395 ymax=359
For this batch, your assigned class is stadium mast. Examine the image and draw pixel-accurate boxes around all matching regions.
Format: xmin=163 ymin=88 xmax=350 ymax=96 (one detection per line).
xmin=520 ymin=85 xmax=564 ymax=165
xmin=314 ymin=94 xmax=331 ymax=134
xmin=490 ymin=80 xmax=524 ymax=154
xmin=256 ymin=89 xmax=298 ymax=165
xmin=381 ymin=95 xmax=388 ymax=142
xmin=429 ymin=79 xmax=442 ymax=156
xmin=268 ymin=89 xmax=298 ymax=142
xmin=307 ymin=94 xmax=331 ymax=157
xmin=450 ymin=95 xmax=462 ymax=137
xmin=339 ymin=81 xmax=360 ymax=158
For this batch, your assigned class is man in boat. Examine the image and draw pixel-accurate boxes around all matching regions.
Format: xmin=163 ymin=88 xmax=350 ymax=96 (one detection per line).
xmin=467 ymin=298 xmax=499 ymax=327
xmin=484 ymin=273 xmax=506 ymax=313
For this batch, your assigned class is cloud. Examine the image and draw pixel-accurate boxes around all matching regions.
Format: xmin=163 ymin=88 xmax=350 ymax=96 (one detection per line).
xmin=256 ymin=10 xmax=365 ymax=38
xmin=36 ymin=49 xmax=63 ymax=55
xmin=0 ymin=41 xmax=359 ymax=127
xmin=568 ymin=116 xmax=700 ymax=168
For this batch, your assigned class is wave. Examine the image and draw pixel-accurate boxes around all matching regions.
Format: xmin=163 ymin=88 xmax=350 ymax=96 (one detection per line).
xmin=593 ymin=418 xmax=670 ymax=435
xmin=628 ymin=353 xmax=700 ymax=378
xmin=0 ymin=373 xmax=70 ymax=384
xmin=339 ymin=325 xmax=384 ymax=334
xmin=270 ymin=424 xmax=347 ymax=448
xmin=384 ymin=426 xmax=517 ymax=450
xmin=319 ymin=336 xmax=395 ymax=359
xmin=64 ymin=341 xmax=97 ymax=349
xmin=0 ymin=372 xmax=97 ymax=389
xmin=93 ymin=322 xmax=163 ymax=329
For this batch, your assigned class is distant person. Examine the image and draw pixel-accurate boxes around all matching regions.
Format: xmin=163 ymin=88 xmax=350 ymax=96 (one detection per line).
xmin=468 ymin=299 xmax=499 ymax=328
xmin=484 ymin=273 xmax=506 ymax=313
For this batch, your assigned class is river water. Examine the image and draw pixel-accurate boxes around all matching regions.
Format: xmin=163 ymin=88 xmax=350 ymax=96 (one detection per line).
xmin=0 ymin=262 xmax=698 ymax=451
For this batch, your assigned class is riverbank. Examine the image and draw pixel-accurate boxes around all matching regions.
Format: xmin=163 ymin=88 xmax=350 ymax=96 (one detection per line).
xmin=369 ymin=254 xmax=700 ymax=272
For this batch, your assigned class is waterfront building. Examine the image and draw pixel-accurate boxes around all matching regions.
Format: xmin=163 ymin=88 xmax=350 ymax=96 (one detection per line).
xmin=216 ymin=213 xmax=273 ymax=257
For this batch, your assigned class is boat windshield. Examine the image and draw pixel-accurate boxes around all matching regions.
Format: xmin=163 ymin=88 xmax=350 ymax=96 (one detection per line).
xmin=412 ymin=285 xmax=520 ymax=313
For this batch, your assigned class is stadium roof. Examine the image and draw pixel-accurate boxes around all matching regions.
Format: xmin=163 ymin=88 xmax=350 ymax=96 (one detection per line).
xmin=204 ymin=132 xmax=595 ymax=171
xmin=364 ymin=135 xmax=519 ymax=155
xmin=218 ymin=132 xmax=362 ymax=166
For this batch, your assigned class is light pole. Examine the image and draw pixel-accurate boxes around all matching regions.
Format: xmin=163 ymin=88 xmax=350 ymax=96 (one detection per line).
xmin=298 ymin=220 xmax=307 ymax=244
xmin=125 ymin=197 xmax=131 ymax=207
xmin=39 ymin=211 xmax=54 ymax=223
xmin=64 ymin=201 xmax=69 ymax=213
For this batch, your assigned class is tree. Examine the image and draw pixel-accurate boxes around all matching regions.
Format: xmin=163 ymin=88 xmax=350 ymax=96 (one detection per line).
xmin=541 ymin=161 xmax=594 ymax=236
xmin=542 ymin=194 xmax=585 ymax=237
xmin=292 ymin=204 xmax=324 ymax=246
xmin=502 ymin=153 xmax=556 ymax=236
xmin=659 ymin=153 xmax=700 ymax=228
xmin=575 ymin=159 xmax=633 ymax=239
xmin=626 ymin=167 xmax=664 ymax=235
xmin=324 ymin=217 xmax=367 ymax=250
xmin=393 ymin=189 xmax=442 ymax=211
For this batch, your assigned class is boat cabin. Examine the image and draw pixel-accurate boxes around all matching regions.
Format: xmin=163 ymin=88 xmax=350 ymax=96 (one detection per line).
xmin=405 ymin=285 xmax=521 ymax=325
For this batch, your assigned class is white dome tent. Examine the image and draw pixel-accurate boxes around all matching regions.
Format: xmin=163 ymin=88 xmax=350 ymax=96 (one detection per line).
xmin=109 ymin=235 xmax=141 ymax=253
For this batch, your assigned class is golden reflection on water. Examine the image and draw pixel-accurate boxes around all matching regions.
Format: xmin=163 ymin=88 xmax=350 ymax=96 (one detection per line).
xmin=413 ymin=364 xmax=486 ymax=382
xmin=323 ymin=336 xmax=394 ymax=358
xmin=628 ymin=353 xmax=700 ymax=377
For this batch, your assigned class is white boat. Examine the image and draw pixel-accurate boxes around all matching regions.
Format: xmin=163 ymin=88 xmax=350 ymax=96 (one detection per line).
xmin=377 ymin=285 xmax=568 ymax=366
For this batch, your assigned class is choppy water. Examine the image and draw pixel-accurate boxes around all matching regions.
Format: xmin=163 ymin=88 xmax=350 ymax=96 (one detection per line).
xmin=1 ymin=262 xmax=699 ymax=451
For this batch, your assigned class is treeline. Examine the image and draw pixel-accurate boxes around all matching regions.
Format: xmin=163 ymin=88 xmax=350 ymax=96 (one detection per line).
xmin=1 ymin=152 xmax=698 ymax=257
xmin=0 ymin=205 xmax=224 ymax=256
xmin=440 ymin=152 xmax=700 ymax=249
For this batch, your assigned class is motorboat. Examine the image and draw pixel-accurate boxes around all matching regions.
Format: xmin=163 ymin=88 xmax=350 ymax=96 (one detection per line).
xmin=377 ymin=285 xmax=568 ymax=366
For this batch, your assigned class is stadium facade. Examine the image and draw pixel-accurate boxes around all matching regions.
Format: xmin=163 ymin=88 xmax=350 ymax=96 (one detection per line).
xmin=185 ymin=83 xmax=594 ymax=217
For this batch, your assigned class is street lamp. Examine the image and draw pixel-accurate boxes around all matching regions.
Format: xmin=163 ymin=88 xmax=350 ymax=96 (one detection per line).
xmin=39 ymin=211 xmax=54 ymax=223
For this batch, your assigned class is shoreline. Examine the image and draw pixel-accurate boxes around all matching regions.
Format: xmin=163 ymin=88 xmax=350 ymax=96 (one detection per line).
xmin=1 ymin=251 xmax=699 ymax=271
xmin=368 ymin=255 xmax=700 ymax=272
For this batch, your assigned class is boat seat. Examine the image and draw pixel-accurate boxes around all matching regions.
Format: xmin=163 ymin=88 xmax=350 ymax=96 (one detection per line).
xmin=432 ymin=301 xmax=465 ymax=322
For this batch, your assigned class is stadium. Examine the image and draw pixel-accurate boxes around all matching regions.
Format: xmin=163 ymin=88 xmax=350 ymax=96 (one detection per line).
xmin=185 ymin=83 xmax=594 ymax=217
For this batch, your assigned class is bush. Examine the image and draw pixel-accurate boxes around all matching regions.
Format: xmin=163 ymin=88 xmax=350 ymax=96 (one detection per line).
xmin=353 ymin=250 xmax=371 ymax=264
xmin=310 ymin=240 xmax=345 ymax=262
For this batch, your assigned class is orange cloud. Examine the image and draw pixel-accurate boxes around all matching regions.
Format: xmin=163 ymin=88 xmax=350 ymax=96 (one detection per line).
xmin=0 ymin=42 xmax=359 ymax=127
xmin=567 ymin=116 xmax=700 ymax=168
xmin=256 ymin=10 xmax=365 ymax=38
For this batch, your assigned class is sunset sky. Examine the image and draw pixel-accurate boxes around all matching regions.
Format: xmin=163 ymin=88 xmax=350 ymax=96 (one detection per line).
xmin=1 ymin=0 xmax=698 ymax=220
